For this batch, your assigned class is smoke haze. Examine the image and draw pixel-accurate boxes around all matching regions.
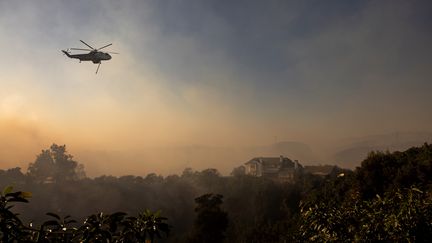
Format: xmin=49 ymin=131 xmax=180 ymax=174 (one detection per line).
xmin=1 ymin=0 xmax=431 ymax=176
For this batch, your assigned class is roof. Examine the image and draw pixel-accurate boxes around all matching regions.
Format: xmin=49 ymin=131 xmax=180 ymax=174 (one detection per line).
xmin=245 ymin=156 xmax=296 ymax=168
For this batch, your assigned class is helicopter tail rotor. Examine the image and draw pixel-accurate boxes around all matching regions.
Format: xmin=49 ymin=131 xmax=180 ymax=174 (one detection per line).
xmin=61 ymin=49 xmax=71 ymax=57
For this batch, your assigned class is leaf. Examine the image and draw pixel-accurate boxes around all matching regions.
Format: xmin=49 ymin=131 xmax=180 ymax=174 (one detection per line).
xmin=3 ymin=185 xmax=13 ymax=195
xmin=42 ymin=220 xmax=61 ymax=227
xmin=20 ymin=191 xmax=32 ymax=198
xmin=8 ymin=197 xmax=29 ymax=203
xmin=46 ymin=212 xmax=61 ymax=220
xmin=66 ymin=219 xmax=77 ymax=224
xmin=111 ymin=212 xmax=127 ymax=218
xmin=5 ymin=191 xmax=22 ymax=198
xmin=411 ymin=188 xmax=423 ymax=194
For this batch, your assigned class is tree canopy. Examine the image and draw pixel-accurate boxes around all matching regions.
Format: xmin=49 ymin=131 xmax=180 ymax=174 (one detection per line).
xmin=27 ymin=144 xmax=85 ymax=183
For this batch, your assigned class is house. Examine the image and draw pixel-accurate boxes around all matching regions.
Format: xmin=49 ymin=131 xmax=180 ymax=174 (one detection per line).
xmin=244 ymin=156 xmax=301 ymax=181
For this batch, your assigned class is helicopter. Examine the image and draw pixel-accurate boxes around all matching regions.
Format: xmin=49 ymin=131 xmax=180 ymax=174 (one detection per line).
xmin=62 ymin=40 xmax=118 ymax=74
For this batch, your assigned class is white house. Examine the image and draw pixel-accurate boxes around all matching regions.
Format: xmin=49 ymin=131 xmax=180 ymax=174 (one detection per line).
xmin=244 ymin=155 xmax=301 ymax=181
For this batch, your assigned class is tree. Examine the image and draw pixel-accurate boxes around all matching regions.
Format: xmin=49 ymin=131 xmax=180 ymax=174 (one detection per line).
xmin=197 ymin=169 xmax=222 ymax=190
xmin=79 ymin=212 xmax=126 ymax=242
xmin=189 ymin=193 xmax=228 ymax=243
xmin=230 ymin=166 xmax=246 ymax=177
xmin=0 ymin=186 xmax=173 ymax=243
xmin=299 ymin=188 xmax=432 ymax=242
xmin=27 ymin=149 xmax=54 ymax=183
xmin=0 ymin=168 xmax=26 ymax=186
xmin=122 ymin=210 xmax=170 ymax=243
xmin=145 ymin=173 xmax=164 ymax=184
xmin=27 ymin=144 xmax=85 ymax=183
xmin=356 ymin=143 xmax=432 ymax=200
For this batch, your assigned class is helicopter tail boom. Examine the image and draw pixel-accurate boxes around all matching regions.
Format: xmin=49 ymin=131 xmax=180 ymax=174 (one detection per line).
xmin=62 ymin=50 xmax=72 ymax=57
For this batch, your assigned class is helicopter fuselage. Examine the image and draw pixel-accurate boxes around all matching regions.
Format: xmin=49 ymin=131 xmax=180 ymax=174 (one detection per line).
xmin=62 ymin=40 xmax=117 ymax=74
xmin=63 ymin=50 xmax=111 ymax=64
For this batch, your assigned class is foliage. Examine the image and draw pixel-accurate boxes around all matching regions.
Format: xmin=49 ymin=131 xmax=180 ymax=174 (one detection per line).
xmin=0 ymin=186 xmax=32 ymax=242
xmin=188 ymin=193 xmax=228 ymax=243
xmin=356 ymin=143 xmax=432 ymax=199
xmin=2 ymin=143 xmax=432 ymax=242
xmin=0 ymin=186 xmax=170 ymax=243
xmin=122 ymin=209 xmax=170 ymax=243
xmin=298 ymin=144 xmax=432 ymax=242
xmin=230 ymin=166 xmax=246 ymax=177
xmin=27 ymin=144 xmax=85 ymax=183
xmin=28 ymin=212 xmax=78 ymax=242
xmin=299 ymin=187 xmax=432 ymax=242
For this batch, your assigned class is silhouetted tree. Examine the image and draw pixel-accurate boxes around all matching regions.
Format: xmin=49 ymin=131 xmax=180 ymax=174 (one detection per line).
xmin=230 ymin=166 xmax=246 ymax=177
xmin=299 ymin=188 xmax=432 ymax=242
xmin=356 ymin=143 xmax=432 ymax=199
xmin=0 ymin=167 xmax=26 ymax=187
xmin=27 ymin=144 xmax=85 ymax=183
xmin=145 ymin=173 xmax=164 ymax=184
xmin=298 ymin=143 xmax=432 ymax=242
xmin=189 ymin=193 xmax=228 ymax=243
xmin=197 ymin=168 xmax=222 ymax=190
xmin=181 ymin=168 xmax=196 ymax=178
xmin=122 ymin=209 xmax=170 ymax=243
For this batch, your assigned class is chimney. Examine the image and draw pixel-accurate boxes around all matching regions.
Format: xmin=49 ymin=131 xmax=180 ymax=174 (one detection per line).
xmin=279 ymin=155 xmax=284 ymax=163
xmin=294 ymin=160 xmax=299 ymax=170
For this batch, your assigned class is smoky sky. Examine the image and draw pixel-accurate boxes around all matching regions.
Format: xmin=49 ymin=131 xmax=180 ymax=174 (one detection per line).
xmin=0 ymin=0 xmax=432 ymax=175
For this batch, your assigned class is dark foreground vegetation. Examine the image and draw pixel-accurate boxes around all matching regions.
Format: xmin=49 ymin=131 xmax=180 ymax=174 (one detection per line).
xmin=1 ymin=143 xmax=432 ymax=242
xmin=1 ymin=188 xmax=169 ymax=242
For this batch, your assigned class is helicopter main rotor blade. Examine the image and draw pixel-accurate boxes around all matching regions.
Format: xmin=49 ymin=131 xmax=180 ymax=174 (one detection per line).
xmin=97 ymin=43 xmax=112 ymax=51
xmin=70 ymin=48 xmax=93 ymax=51
xmin=80 ymin=40 xmax=95 ymax=50
xmin=106 ymin=51 xmax=119 ymax=54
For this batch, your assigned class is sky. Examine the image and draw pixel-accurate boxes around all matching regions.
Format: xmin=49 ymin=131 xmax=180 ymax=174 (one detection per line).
xmin=1 ymin=0 xmax=431 ymax=176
